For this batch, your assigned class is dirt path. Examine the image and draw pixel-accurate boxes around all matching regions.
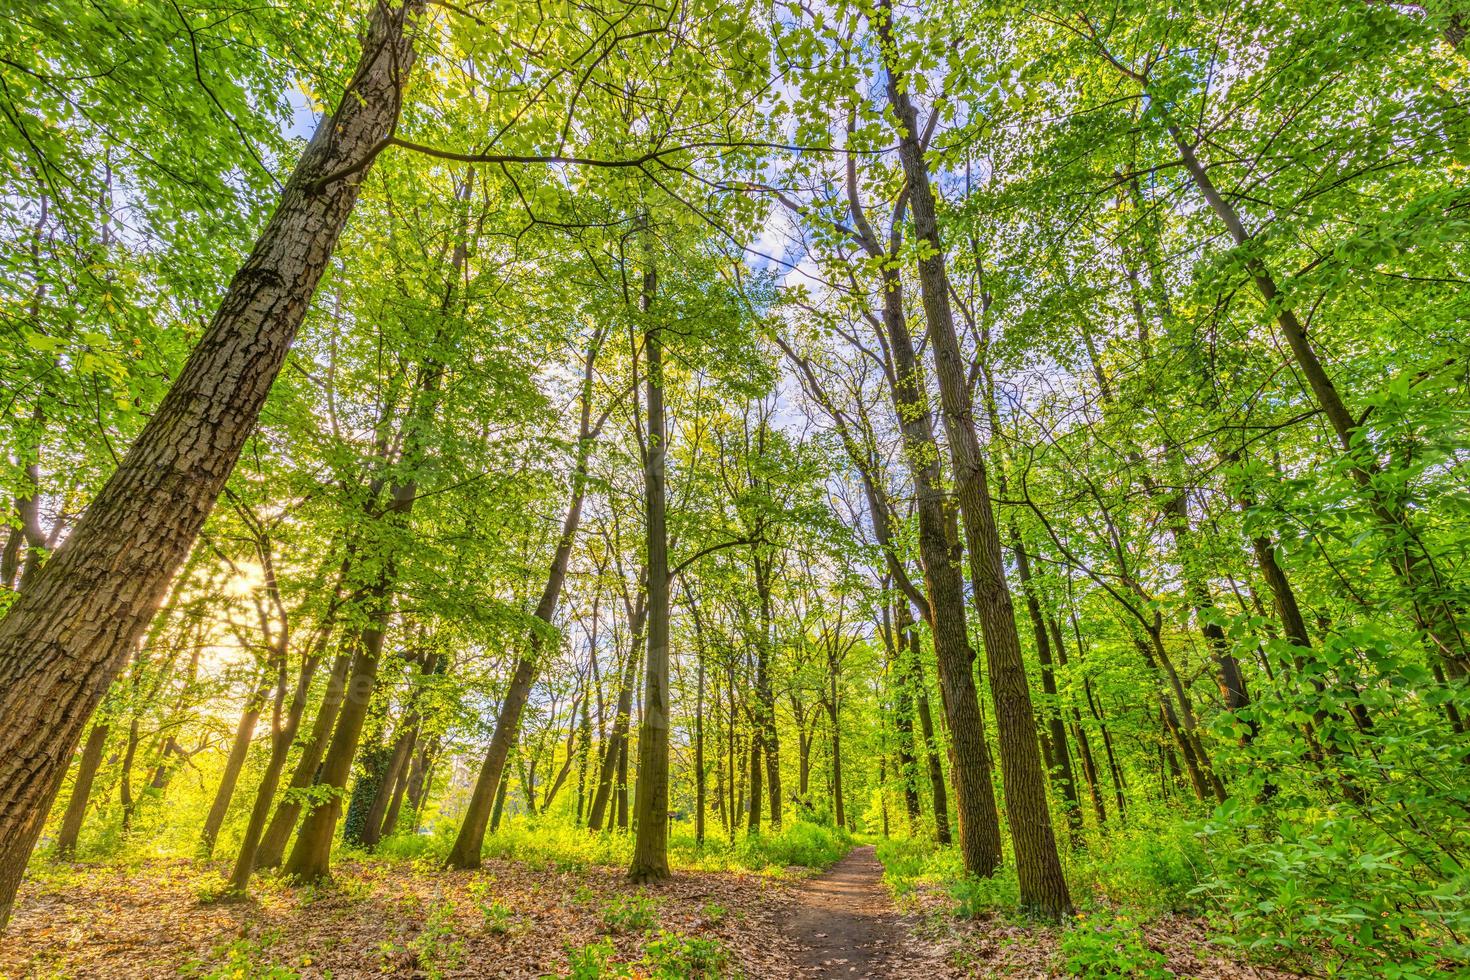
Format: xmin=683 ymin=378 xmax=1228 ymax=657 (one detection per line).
xmin=781 ymin=844 xmax=934 ymax=978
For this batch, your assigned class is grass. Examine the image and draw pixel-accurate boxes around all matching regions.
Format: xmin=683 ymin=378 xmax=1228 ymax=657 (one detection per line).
xmin=368 ymin=815 xmax=852 ymax=878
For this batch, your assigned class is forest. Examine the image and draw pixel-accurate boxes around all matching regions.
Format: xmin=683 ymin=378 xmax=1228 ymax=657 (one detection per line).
xmin=0 ymin=0 xmax=1466 ymax=977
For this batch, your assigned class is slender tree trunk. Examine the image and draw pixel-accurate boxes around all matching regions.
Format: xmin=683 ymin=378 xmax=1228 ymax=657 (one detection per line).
xmin=0 ymin=0 xmax=424 ymax=928
xmin=446 ymin=332 xmax=603 ymax=867
xmin=693 ymin=613 xmax=707 ymax=846
xmin=827 ymin=697 xmax=844 ymax=829
xmin=1159 ymin=104 xmax=1466 ymax=673
xmin=361 ymin=717 xmax=415 ymax=848
xmin=1012 ymin=538 xmax=1083 ymax=841
xmin=1049 ymin=618 xmax=1106 ymax=827
xmin=588 ymin=598 xmax=645 ymax=831
xmin=254 ymin=650 xmax=352 ymax=869
xmin=489 ymin=767 xmax=509 ymax=832
xmin=747 ymin=728 xmax=763 ymax=834
xmin=615 ymin=732 xmax=630 ymax=830
xmin=283 ymin=585 xmax=392 ymax=882
xmin=200 ymin=673 xmax=272 ymax=858
xmin=118 ymin=717 xmax=142 ymax=835
xmin=630 ymin=262 xmax=671 ymax=882
xmin=403 ymin=738 xmax=435 ymax=832
xmin=899 ymin=603 xmax=952 ymax=845
xmin=753 ymin=557 xmax=782 ymax=830
xmin=54 ymin=723 xmax=110 ymax=858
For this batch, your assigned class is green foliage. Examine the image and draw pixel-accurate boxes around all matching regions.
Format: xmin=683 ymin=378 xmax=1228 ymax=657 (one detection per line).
xmin=874 ymin=836 xmax=961 ymax=896
xmin=642 ymin=930 xmax=731 ymax=978
xmin=565 ymin=938 xmax=632 ymax=980
xmin=469 ymin=879 xmax=515 ymax=934
xmin=406 ymin=900 xmax=464 ymax=980
xmin=1077 ymin=814 xmax=1207 ymax=915
xmin=184 ymin=932 xmax=301 ymax=980
xmin=1059 ymin=911 xmax=1170 ymax=979
xmin=719 ymin=821 xmax=852 ymax=872
xmin=600 ymin=892 xmax=659 ymax=934
xmin=1196 ymin=804 xmax=1470 ymax=977
xmin=950 ymin=869 xmax=1021 ymax=919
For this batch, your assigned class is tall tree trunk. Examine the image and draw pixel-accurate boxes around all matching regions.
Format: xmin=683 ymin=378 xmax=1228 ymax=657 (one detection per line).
xmin=118 ymin=713 xmax=144 ymax=835
xmin=283 ymin=582 xmax=392 ymax=882
xmin=615 ymin=731 xmax=630 ymax=830
xmin=692 ymin=606 xmax=707 ymax=846
xmin=833 ymin=92 xmax=1001 ymax=873
xmin=753 ymin=556 xmax=782 ymax=830
xmin=361 ymin=717 xmax=415 ymax=849
xmin=587 ymin=597 xmax=645 ymax=831
xmin=853 ymin=205 xmax=1000 ymax=875
xmin=630 ymin=260 xmax=671 ymax=882
xmin=1153 ymin=97 xmax=1466 ymax=674
xmin=229 ymin=635 xmax=331 ymax=892
xmin=380 ymin=727 xmax=418 ymax=838
xmin=872 ymin=0 xmax=1068 ymax=915
xmin=827 ymin=696 xmax=844 ymax=829
xmin=747 ymin=727 xmax=763 ymax=834
xmin=0 ymin=0 xmax=424 ymax=928
xmin=1048 ymin=618 xmax=1106 ymax=827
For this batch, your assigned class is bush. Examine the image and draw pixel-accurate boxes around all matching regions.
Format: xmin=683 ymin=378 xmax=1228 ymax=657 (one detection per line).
xmin=184 ymin=933 xmax=301 ymax=980
xmin=728 ymin=821 xmax=851 ymax=870
xmin=601 ymin=892 xmax=659 ymax=933
xmin=1083 ymin=816 xmax=1207 ymax=914
xmin=566 ymin=939 xmax=632 ymax=979
xmin=1195 ymin=807 xmax=1470 ymax=977
xmin=950 ymin=867 xmax=1020 ymax=918
xmin=874 ymin=835 xmax=962 ymax=896
xmin=643 ymin=931 xmax=730 ymax=978
xmin=1059 ymin=910 xmax=1170 ymax=979
xmin=407 ymin=899 xmax=464 ymax=980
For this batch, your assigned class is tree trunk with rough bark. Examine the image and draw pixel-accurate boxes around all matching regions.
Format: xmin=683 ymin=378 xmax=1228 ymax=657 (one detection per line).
xmin=254 ymin=650 xmax=352 ymax=869
xmin=0 ymin=0 xmax=424 ymax=929
xmin=872 ymin=0 xmax=1069 ymax=916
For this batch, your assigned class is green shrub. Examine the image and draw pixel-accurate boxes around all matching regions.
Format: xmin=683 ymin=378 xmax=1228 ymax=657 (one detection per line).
xmin=566 ymin=938 xmax=633 ymax=979
xmin=1086 ymin=819 xmax=1207 ymax=914
xmin=469 ymin=879 xmax=515 ymax=934
xmin=950 ymin=867 xmax=1020 ymax=918
xmin=408 ymin=899 xmax=464 ymax=980
xmin=1195 ymin=808 xmax=1470 ymax=978
xmin=643 ymin=930 xmax=730 ymax=978
xmin=601 ymin=891 xmax=659 ymax=933
xmin=874 ymin=835 xmax=962 ymax=896
xmin=1059 ymin=910 xmax=1170 ymax=979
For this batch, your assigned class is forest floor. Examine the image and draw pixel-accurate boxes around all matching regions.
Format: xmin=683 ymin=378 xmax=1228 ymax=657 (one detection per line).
xmin=0 ymin=850 xmax=1291 ymax=979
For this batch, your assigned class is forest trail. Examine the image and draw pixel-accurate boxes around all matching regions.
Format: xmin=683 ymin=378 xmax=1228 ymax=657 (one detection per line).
xmin=783 ymin=845 xmax=933 ymax=978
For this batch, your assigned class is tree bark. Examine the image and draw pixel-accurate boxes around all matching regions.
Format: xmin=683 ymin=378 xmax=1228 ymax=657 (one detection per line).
xmin=630 ymin=259 xmax=672 ymax=882
xmin=253 ymin=649 xmax=352 ymax=869
xmin=587 ymin=596 xmax=645 ymax=831
xmin=872 ymin=0 xmax=1069 ymax=915
xmin=0 ymin=0 xmax=424 ymax=929
xmin=199 ymin=672 xmax=272 ymax=858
